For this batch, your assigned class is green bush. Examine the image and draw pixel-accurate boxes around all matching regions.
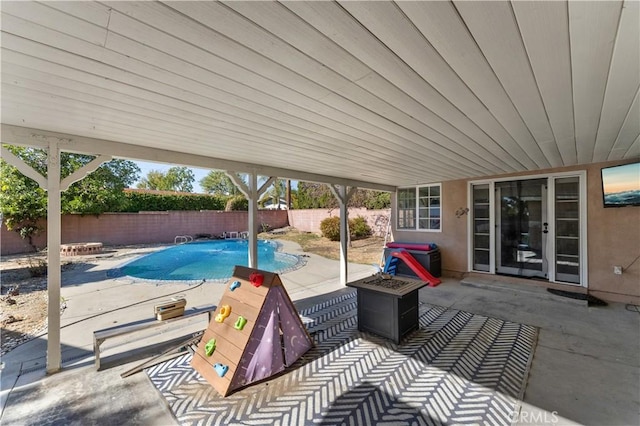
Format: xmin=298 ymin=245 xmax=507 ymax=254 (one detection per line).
xmin=120 ymin=192 xmax=226 ymax=212
xmin=225 ymin=195 xmax=248 ymax=211
xmin=320 ymin=216 xmax=341 ymax=241
xmin=320 ymin=216 xmax=372 ymax=241
xmin=350 ymin=216 xmax=372 ymax=239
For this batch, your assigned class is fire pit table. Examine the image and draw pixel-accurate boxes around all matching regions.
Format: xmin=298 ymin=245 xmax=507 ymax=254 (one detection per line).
xmin=346 ymin=274 xmax=427 ymax=344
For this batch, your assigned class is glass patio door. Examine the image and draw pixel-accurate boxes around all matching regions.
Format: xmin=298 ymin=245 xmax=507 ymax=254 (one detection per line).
xmin=553 ymin=177 xmax=581 ymax=284
xmin=495 ymin=179 xmax=548 ymax=278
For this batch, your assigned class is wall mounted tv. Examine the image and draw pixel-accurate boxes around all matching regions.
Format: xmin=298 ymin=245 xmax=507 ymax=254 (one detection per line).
xmin=601 ymin=162 xmax=640 ymax=207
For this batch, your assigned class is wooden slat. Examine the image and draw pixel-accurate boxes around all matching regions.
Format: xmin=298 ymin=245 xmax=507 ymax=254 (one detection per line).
xmin=569 ymin=0 xmax=623 ymax=163
xmin=336 ymin=1 xmax=519 ymax=172
xmin=593 ymin=0 xmax=640 ymax=162
xmin=1 ymin=123 xmax=398 ymax=192
xmin=0 ymin=52 xmax=455 ymax=178
xmin=2 ymin=1 xmax=108 ymax=46
xmin=1 ymin=15 xmax=484 ymax=179
xmin=190 ymin=350 xmax=234 ymax=396
xmin=0 ymin=35 xmax=476 ymax=181
xmin=197 ymin=329 xmax=244 ymax=365
xmin=2 ymin=94 xmax=406 ymax=181
xmin=1 ymin=0 xmax=637 ymax=185
xmin=170 ymin=1 xmax=513 ymax=175
xmin=0 ymin=69 xmax=394 ymax=169
xmin=397 ymin=1 xmax=545 ymax=170
xmin=1 ymin=84 xmax=463 ymax=182
xmin=453 ymin=0 xmax=557 ymax=168
xmin=222 ymin=1 xmax=371 ymax=83
xmin=43 ymin=0 xmax=111 ymax=27
xmin=281 ymin=1 xmax=525 ymax=170
xmin=103 ymin=7 xmax=498 ymax=176
xmin=624 ymin=135 xmax=640 ymax=159
xmin=512 ymin=0 xmax=576 ymax=166
xmin=609 ymin=89 xmax=640 ymax=160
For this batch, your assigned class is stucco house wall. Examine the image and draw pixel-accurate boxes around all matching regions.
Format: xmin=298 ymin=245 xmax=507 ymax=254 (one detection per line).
xmin=392 ymin=160 xmax=640 ymax=304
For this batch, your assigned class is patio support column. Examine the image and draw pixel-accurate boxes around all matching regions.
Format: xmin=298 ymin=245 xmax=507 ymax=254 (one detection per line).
xmin=226 ymin=172 xmax=275 ymax=268
xmin=46 ymin=141 xmax=62 ymax=373
xmin=3 ymin=143 xmax=111 ymax=373
xmin=329 ymin=185 xmax=356 ymax=286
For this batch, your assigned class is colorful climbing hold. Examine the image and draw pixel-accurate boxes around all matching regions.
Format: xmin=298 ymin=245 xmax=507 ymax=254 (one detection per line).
xmin=215 ymin=305 xmax=231 ymax=323
xmin=214 ymin=363 xmax=229 ymax=377
xmin=230 ymin=280 xmax=241 ymax=291
xmin=205 ymin=338 xmax=217 ymax=356
xmin=234 ymin=316 xmax=248 ymax=330
xmin=249 ymin=272 xmax=264 ymax=287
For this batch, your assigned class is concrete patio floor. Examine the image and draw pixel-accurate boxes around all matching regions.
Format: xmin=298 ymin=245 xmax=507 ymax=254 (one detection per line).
xmin=1 ymin=241 xmax=638 ymax=425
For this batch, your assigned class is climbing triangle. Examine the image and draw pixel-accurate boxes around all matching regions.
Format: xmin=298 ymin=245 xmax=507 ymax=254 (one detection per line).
xmin=191 ymin=266 xmax=313 ymax=397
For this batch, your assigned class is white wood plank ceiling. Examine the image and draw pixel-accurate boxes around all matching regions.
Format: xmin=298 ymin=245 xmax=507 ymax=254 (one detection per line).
xmin=1 ymin=1 xmax=639 ymax=188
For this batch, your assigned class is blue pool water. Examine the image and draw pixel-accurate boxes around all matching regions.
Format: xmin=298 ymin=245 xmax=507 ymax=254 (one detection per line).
xmin=115 ymin=240 xmax=301 ymax=282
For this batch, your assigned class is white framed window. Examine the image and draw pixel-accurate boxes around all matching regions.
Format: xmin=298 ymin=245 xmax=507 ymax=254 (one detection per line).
xmin=397 ymin=184 xmax=441 ymax=231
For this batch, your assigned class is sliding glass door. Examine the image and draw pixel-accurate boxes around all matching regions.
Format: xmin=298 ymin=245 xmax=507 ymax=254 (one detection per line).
xmin=470 ymin=173 xmax=584 ymax=285
xmin=495 ymin=179 xmax=548 ymax=278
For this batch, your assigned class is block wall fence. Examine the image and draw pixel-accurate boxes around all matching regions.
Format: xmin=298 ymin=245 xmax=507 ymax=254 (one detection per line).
xmin=1 ymin=208 xmax=390 ymax=255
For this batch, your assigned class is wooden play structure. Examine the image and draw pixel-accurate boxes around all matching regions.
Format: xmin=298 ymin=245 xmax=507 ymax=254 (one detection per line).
xmin=191 ymin=265 xmax=314 ymax=397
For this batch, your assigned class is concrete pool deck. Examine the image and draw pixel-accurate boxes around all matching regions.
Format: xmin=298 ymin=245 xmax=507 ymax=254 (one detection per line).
xmin=1 ymin=241 xmax=639 ymax=425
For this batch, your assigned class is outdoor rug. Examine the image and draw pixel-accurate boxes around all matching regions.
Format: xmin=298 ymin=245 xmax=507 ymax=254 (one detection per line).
xmin=147 ymin=290 xmax=538 ymax=425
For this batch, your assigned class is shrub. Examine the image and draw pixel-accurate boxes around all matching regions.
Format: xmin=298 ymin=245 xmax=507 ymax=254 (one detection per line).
xmin=27 ymin=258 xmax=47 ymax=277
xmin=350 ymin=216 xmax=372 ymax=239
xmin=225 ymin=195 xmax=248 ymax=211
xmin=320 ymin=216 xmax=372 ymax=241
xmin=121 ymin=192 xmax=226 ymax=212
xmin=320 ymin=216 xmax=341 ymax=241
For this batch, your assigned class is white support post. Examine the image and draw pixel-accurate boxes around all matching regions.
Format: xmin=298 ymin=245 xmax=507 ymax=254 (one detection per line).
xmin=226 ymin=172 xmax=276 ymax=269
xmin=46 ymin=141 xmax=62 ymax=373
xmin=2 ymin=144 xmax=112 ymax=373
xmin=248 ymin=173 xmax=259 ymax=268
xmin=329 ymin=185 xmax=357 ymax=286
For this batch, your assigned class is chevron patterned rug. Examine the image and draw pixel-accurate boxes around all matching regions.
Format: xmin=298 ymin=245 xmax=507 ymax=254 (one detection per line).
xmin=147 ymin=290 xmax=537 ymax=425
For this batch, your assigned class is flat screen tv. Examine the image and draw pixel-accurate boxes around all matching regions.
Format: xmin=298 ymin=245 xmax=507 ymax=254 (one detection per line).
xmin=601 ymin=162 xmax=640 ymax=207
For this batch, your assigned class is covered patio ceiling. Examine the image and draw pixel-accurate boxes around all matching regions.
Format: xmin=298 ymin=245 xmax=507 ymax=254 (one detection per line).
xmin=1 ymin=0 xmax=639 ymax=189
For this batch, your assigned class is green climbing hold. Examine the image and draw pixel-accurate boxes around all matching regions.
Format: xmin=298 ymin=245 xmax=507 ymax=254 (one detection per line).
xmin=205 ymin=338 xmax=217 ymax=356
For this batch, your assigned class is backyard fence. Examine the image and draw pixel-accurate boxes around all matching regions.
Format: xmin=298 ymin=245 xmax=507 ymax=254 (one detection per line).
xmin=2 ymin=208 xmax=391 ymax=255
xmin=287 ymin=208 xmax=390 ymax=237
xmin=1 ymin=210 xmax=289 ymax=255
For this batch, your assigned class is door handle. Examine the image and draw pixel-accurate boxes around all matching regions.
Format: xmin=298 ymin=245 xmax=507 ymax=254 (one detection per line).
xmin=543 ymin=222 xmax=549 ymax=234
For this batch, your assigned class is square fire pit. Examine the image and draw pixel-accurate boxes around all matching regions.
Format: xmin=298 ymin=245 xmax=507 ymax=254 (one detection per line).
xmin=346 ymin=274 xmax=427 ymax=344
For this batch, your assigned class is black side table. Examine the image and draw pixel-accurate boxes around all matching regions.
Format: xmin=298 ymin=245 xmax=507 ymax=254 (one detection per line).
xmin=346 ymin=275 xmax=427 ymax=344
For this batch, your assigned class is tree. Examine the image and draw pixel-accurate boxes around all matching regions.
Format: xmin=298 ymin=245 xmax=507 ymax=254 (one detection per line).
xmin=293 ymin=182 xmax=336 ymax=209
xmin=64 ymin=159 xmax=141 ymax=214
xmin=260 ymin=179 xmax=286 ymax=208
xmin=293 ymin=182 xmax=391 ymax=209
xmin=0 ymin=145 xmax=140 ymax=247
xmin=200 ymin=171 xmax=240 ymax=196
xmin=137 ymin=166 xmax=195 ymax=192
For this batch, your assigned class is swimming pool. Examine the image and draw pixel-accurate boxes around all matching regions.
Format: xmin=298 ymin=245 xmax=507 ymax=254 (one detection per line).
xmin=112 ymin=240 xmax=302 ymax=282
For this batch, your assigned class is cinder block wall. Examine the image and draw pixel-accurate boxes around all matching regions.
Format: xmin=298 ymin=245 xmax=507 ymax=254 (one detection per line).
xmin=1 ymin=210 xmax=289 ymax=255
xmin=287 ymin=208 xmax=390 ymax=237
